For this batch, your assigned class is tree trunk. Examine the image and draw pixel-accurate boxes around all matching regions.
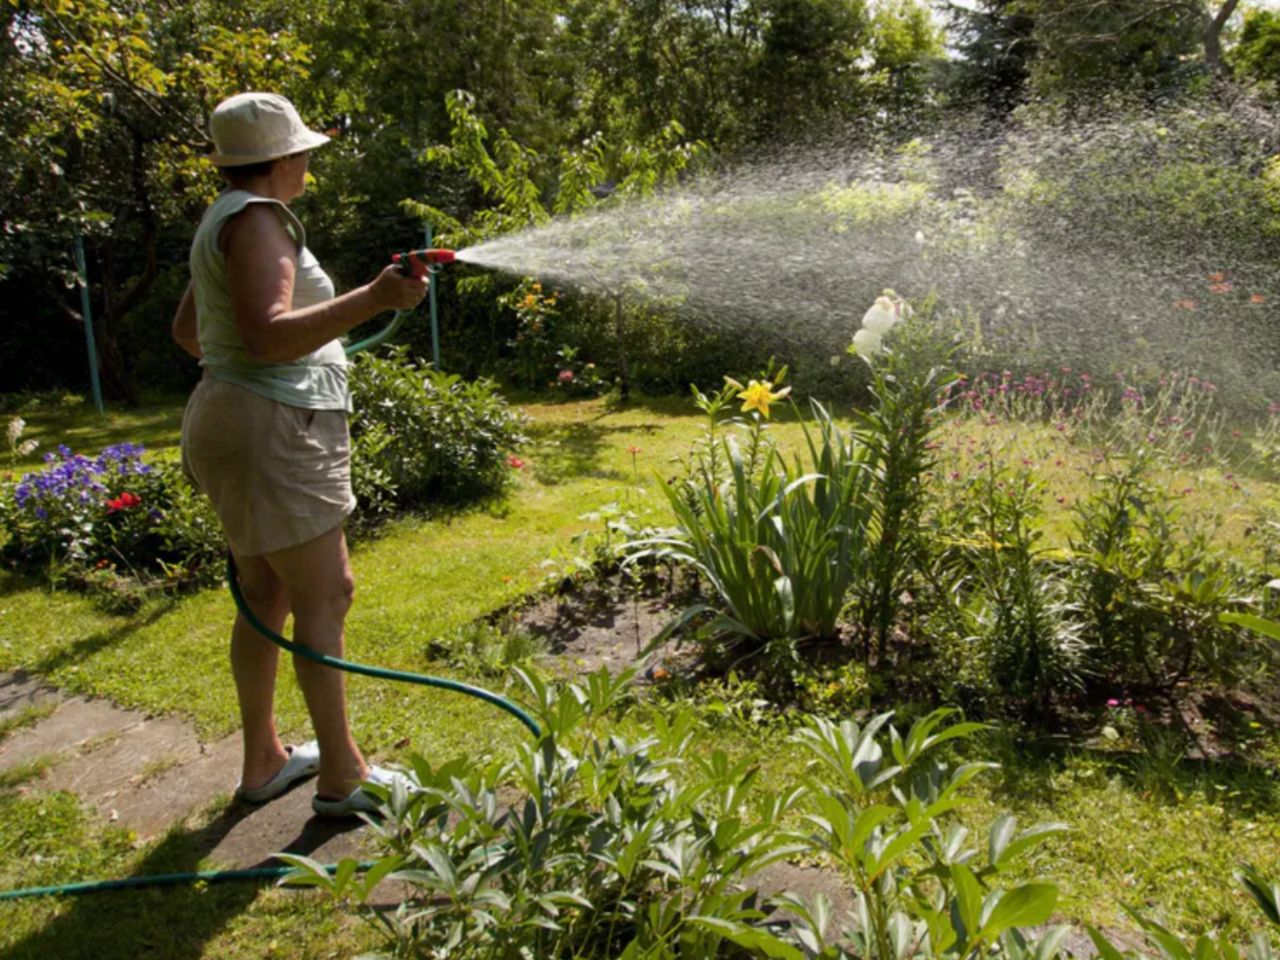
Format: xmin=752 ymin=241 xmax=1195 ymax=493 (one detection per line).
xmin=1204 ymin=0 xmax=1241 ymax=76
xmin=89 ymin=125 xmax=160 ymax=406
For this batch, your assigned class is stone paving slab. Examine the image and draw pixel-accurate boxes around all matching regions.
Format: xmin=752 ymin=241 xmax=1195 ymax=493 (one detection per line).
xmin=0 ymin=694 xmax=144 ymax=771
xmin=206 ymin=783 xmax=372 ymax=868
xmin=0 ymin=671 xmax=376 ymax=870
xmin=43 ymin=715 xmax=204 ymax=825
xmin=0 ymin=670 xmax=66 ymax=724
xmin=116 ymin=734 xmax=242 ymax=840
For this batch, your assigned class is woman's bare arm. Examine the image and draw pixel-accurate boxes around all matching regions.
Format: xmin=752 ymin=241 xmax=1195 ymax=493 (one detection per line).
xmin=224 ymin=205 xmax=426 ymax=364
xmin=171 ymin=280 xmax=202 ymax=359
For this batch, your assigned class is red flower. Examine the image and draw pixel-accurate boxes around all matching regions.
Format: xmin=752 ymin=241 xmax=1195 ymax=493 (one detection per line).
xmin=1251 ymin=293 xmax=1266 ymax=305
xmin=626 ymin=445 xmax=642 ymax=456
xmin=507 ymin=456 xmax=526 ymax=470
xmin=105 ymin=491 xmax=140 ymax=512
xmin=558 ymin=369 xmax=575 ymax=383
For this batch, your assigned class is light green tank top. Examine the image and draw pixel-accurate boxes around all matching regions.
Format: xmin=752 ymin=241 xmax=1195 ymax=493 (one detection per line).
xmin=190 ymin=189 xmax=350 ymax=411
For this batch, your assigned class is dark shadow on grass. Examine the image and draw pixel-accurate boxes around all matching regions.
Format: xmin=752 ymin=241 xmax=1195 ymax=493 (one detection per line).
xmin=27 ymin=600 xmax=177 ymax=679
xmin=5 ymin=804 xmax=257 ymax=960
xmin=4 ymin=793 xmax=365 ymax=960
xmin=527 ymin=420 xmax=668 ymax=486
xmin=980 ymin=728 xmax=1280 ymax=819
xmin=0 ymin=568 xmax=47 ymax=599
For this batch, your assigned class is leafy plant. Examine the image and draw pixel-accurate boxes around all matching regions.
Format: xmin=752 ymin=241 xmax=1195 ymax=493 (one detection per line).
xmin=627 ymin=394 xmax=875 ymax=671
xmin=1085 ymin=865 xmax=1280 ymax=960
xmin=349 ymin=347 xmax=528 ymax=515
xmin=850 ymin=295 xmax=957 ymax=665
xmin=780 ymin=709 xmax=1068 ymax=959
xmin=0 ymin=443 xmax=223 ymax=602
xmin=496 ymin=278 xmax=562 ymax=390
xmin=953 ymin=461 xmax=1087 ymax=716
xmin=284 ymin=667 xmax=804 ymax=959
xmin=426 ymin=620 xmax=544 ymax=679
xmin=282 ymin=675 xmax=1070 ymax=960
xmin=5 ymin=416 xmax=38 ymax=465
xmin=1069 ymin=456 xmax=1249 ymax=689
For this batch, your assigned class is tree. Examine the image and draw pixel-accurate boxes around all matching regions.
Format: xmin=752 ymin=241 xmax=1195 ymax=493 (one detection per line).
xmin=865 ymin=0 xmax=945 ymax=122
xmin=0 ymin=0 xmax=316 ymax=401
xmin=940 ymin=0 xmax=1037 ymax=114
xmin=1021 ymin=1 xmax=1243 ymax=97
xmin=1229 ymin=6 xmax=1280 ymax=92
xmin=404 ymin=90 xmax=707 ymax=397
xmin=747 ymin=0 xmax=871 ymax=138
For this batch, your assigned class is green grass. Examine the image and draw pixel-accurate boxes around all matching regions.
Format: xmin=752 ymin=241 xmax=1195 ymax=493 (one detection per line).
xmin=0 ymin=701 xmax=57 ymax=741
xmin=0 ymin=790 xmax=368 ymax=959
xmin=3 ymin=392 xmax=1280 ymax=955
xmin=0 ymin=755 xmax=58 ymax=789
xmin=2 ymin=393 xmax=189 ymax=476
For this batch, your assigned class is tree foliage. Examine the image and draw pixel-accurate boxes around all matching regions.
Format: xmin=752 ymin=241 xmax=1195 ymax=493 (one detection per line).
xmin=0 ymin=0 xmax=1270 ymax=399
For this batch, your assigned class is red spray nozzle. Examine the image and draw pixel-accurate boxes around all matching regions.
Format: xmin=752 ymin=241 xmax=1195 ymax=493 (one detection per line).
xmin=392 ymin=248 xmax=457 ymax=277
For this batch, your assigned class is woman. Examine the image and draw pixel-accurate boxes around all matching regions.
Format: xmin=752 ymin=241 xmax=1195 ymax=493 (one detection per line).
xmin=172 ymin=92 xmax=426 ymax=817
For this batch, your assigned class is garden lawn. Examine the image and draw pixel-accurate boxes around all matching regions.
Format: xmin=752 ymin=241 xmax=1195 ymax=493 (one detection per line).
xmin=2 ymin=393 xmax=1279 ymax=957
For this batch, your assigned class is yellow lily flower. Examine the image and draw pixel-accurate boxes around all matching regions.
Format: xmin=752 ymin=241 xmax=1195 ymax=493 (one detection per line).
xmin=737 ymin=380 xmax=791 ymax=418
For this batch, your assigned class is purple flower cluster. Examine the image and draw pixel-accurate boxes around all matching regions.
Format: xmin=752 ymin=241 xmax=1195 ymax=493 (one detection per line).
xmin=945 ymin=369 xmax=1094 ymax=416
xmin=12 ymin=443 xmax=151 ymax=519
xmin=947 ymin=368 xmax=1228 ymax=423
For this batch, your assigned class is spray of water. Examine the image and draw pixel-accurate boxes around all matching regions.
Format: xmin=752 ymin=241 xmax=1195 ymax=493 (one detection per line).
xmin=455 ymin=99 xmax=1280 ymax=408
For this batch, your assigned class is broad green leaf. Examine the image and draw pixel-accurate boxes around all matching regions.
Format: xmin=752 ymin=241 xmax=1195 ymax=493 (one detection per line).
xmin=1220 ymin=612 xmax=1280 ymax=643
xmin=687 ymin=917 xmax=806 ymax=960
xmin=978 ymin=884 xmax=1058 ymax=938
xmin=1087 ymin=926 xmax=1130 ymax=960
xmin=951 ymin=863 xmax=984 ymax=940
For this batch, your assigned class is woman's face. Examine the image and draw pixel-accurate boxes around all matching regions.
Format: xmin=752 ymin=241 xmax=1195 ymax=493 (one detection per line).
xmin=282 ymin=151 xmax=310 ymax=200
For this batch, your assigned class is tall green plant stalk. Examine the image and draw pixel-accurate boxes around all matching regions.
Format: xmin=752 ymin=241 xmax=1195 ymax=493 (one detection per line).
xmin=852 ymin=307 xmax=957 ymax=669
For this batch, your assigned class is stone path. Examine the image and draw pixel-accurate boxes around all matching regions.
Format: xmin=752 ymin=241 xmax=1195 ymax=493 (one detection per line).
xmin=0 ymin=669 xmax=1144 ymax=956
xmin=0 ymin=670 xmax=369 ymax=869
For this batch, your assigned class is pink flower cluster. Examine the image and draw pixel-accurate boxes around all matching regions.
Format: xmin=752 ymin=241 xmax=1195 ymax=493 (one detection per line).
xmin=1106 ymin=697 xmax=1147 ymax=713
xmin=946 ymin=369 xmax=1095 ymax=417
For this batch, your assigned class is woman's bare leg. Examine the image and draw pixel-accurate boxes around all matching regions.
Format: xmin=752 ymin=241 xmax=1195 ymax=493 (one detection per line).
xmin=229 ymin=548 xmax=291 ymax=790
xmin=262 ymin=525 xmax=369 ymax=799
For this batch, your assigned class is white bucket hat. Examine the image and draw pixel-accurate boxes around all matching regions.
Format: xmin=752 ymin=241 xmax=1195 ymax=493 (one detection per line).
xmin=208 ymin=92 xmax=330 ymax=167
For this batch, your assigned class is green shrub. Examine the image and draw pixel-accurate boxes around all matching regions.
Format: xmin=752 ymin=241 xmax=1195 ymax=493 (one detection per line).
xmin=1068 ymin=457 xmax=1251 ymax=690
xmin=956 ymin=462 xmax=1087 ymax=715
xmin=349 ymin=347 xmax=528 ymax=515
xmin=849 ymin=296 xmax=957 ymax=663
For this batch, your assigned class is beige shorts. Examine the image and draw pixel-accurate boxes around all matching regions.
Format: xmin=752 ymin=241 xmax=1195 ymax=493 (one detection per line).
xmin=180 ymin=376 xmax=356 ymax=556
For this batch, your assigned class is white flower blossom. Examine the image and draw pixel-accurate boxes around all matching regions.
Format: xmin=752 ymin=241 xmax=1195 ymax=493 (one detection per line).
xmin=861 ymin=297 xmax=898 ymax=334
xmin=6 ymin=417 xmax=24 ymax=448
xmin=18 ymin=439 xmax=38 ymax=457
xmin=852 ymin=328 xmax=883 ymax=357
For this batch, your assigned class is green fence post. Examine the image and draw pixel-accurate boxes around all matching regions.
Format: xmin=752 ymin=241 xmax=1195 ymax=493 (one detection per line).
xmin=74 ymin=233 xmax=105 ymax=415
xmin=426 ymin=222 xmax=440 ymax=370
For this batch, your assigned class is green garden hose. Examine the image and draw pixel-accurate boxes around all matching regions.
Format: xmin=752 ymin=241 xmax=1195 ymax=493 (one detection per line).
xmin=224 ymin=554 xmax=541 ymax=739
xmin=0 ymin=863 xmax=363 ymax=901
